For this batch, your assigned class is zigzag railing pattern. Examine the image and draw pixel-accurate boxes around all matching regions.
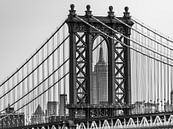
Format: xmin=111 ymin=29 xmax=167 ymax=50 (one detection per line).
xmin=77 ymin=115 xmax=173 ymax=129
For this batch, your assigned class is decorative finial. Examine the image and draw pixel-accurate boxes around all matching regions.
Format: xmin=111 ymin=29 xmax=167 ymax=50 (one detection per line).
xmin=69 ymin=4 xmax=76 ymax=16
xmin=124 ymin=6 xmax=129 ymax=13
xmin=109 ymin=6 xmax=113 ymax=12
xmin=108 ymin=6 xmax=115 ymax=18
xmin=85 ymin=4 xmax=92 ymax=17
xmin=86 ymin=5 xmax=91 ymax=11
xmin=123 ymin=6 xmax=130 ymax=18
xmin=70 ymin=4 xmax=75 ymax=11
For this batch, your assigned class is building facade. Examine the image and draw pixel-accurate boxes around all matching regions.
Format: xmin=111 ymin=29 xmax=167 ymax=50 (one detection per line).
xmin=0 ymin=106 xmax=24 ymax=128
xmin=30 ymin=104 xmax=45 ymax=124
xmin=90 ymin=46 xmax=108 ymax=104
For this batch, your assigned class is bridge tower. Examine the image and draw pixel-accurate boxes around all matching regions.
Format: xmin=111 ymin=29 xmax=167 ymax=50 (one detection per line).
xmin=66 ymin=4 xmax=133 ymax=119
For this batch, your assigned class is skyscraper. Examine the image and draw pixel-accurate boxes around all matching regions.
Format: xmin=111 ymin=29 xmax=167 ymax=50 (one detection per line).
xmin=91 ymin=45 xmax=108 ymax=104
xmin=59 ymin=94 xmax=67 ymax=116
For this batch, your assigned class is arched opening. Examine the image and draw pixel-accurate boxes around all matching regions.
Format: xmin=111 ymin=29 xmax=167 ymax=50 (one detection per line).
xmin=90 ymin=35 xmax=108 ymax=104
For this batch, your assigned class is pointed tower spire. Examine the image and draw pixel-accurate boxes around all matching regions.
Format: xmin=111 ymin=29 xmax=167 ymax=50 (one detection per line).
xmin=98 ymin=44 xmax=106 ymax=64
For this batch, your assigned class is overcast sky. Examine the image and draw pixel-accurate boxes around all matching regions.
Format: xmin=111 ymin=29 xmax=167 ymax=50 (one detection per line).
xmin=0 ymin=0 xmax=173 ymax=82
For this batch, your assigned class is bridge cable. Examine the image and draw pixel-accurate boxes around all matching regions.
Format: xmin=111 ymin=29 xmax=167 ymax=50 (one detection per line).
xmin=91 ymin=16 xmax=173 ymax=105
xmin=0 ymin=35 xmax=69 ymax=101
xmin=0 ymin=28 xmax=106 ymax=117
xmin=132 ymin=17 xmax=173 ymax=43
xmin=118 ymin=18 xmax=173 ymax=98
xmin=77 ymin=16 xmax=173 ymax=108
xmin=76 ymin=16 xmax=173 ymax=67
xmin=113 ymin=16 xmax=173 ymax=52
xmin=0 ymin=58 xmax=69 ymax=114
xmin=92 ymin=16 xmax=173 ymax=62
xmin=0 ymin=20 xmax=67 ymax=87
xmin=0 ymin=72 xmax=69 ymax=122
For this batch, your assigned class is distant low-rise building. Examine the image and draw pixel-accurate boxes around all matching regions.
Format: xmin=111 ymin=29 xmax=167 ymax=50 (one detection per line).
xmin=164 ymin=102 xmax=173 ymax=112
xmin=47 ymin=101 xmax=58 ymax=116
xmin=31 ymin=104 xmax=45 ymax=124
xmin=0 ymin=105 xmax=24 ymax=128
xmin=46 ymin=101 xmax=59 ymax=123
xmin=132 ymin=101 xmax=159 ymax=114
xmin=171 ymin=91 xmax=173 ymax=105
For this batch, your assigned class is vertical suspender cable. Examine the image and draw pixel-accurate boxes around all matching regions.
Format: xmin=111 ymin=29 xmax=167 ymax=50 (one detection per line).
xmin=12 ymin=76 xmax=15 ymax=110
xmin=153 ymin=33 xmax=158 ymax=103
xmin=141 ymin=26 xmax=146 ymax=102
xmin=7 ymin=79 xmax=9 ymax=105
xmin=52 ymin=37 xmax=56 ymax=102
xmin=63 ymin=25 xmax=66 ymax=117
xmin=22 ymin=67 xmax=25 ymax=113
xmin=160 ymin=37 xmax=163 ymax=111
xmin=7 ymin=79 xmax=10 ymax=106
xmin=47 ymin=42 xmax=50 ymax=101
xmin=131 ymin=29 xmax=134 ymax=103
xmin=135 ymin=24 xmax=139 ymax=102
xmin=138 ymin=29 xmax=142 ymax=101
xmin=164 ymin=39 xmax=167 ymax=110
xmin=153 ymin=33 xmax=157 ymax=103
xmin=167 ymin=40 xmax=170 ymax=105
xmin=171 ymin=50 xmax=173 ymax=104
xmin=132 ymin=29 xmax=137 ymax=103
xmin=147 ymin=29 xmax=150 ymax=103
xmin=26 ymin=62 xmax=29 ymax=122
xmin=57 ymin=32 xmax=61 ymax=105
xmin=63 ymin=26 xmax=66 ymax=95
xmin=37 ymin=53 xmax=40 ymax=106
xmin=149 ymin=31 xmax=153 ymax=103
xmin=42 ymin=47 xmax=45 ymax=115
xmin=32 ymin=58 xmax=35 ymax=114
xmin=17 ymin=71 xmax=20 ymax=110
xmin=157 ymin=35 xmax=160 ymax=110
xmin=140 ymin=27 xmax=144 ymax=102
xmin=151 ymin=33 xmax=154 ymax=103
xmin=3 ymin=83 xmax=5 ymax=109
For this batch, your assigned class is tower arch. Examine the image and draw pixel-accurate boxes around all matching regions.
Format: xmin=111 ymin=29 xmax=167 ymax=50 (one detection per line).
xmin=91 ymin=35 xmax=108 ymax=104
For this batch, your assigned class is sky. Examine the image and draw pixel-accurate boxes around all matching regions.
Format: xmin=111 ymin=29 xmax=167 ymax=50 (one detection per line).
xmin=0 ymin=0 xmax=173 ymax=82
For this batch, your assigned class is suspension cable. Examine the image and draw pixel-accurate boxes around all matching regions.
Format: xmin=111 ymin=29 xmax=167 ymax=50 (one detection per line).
xmin=0 ymin=58 xmax=69 ymax=114
xmin=0 ymin=35 xmax=69 ymax=100
xmin=0 ymin=29 xmax=106 ymax=116
xmin=132 ymin=17 xmax=173 ymax=43
xmin=113 ymin=16 xmax=173 ymax=51
xmin=76 ymin=16 xmax=173 ymax=67
xmin=93 ymin=39 xmax=105 ymax=51
xmin=0 ymin=72 xmax=69 ymax=122
xmin=92 ymin=16 xmax=173 ymax=62
xmin=0 ymin=20 xmax=67 ymax=87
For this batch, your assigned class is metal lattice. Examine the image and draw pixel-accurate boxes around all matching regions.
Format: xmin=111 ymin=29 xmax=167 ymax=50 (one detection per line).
xmin=114 ymin=37 xmax=125 ymax=104
xmin=75 ymin=32 xmax=87 ymax=104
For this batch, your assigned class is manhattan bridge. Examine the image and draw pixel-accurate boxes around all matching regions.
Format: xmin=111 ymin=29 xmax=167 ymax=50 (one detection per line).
xmin=1 ymin=4 xmax=173 ymax=129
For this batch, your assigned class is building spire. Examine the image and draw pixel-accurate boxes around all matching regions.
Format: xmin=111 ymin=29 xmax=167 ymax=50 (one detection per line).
xmin=98 ymin=44 xmax=106 ymax=64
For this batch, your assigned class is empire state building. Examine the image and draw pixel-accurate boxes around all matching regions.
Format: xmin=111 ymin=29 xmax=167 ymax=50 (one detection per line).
xmin=90 ymin=45 xmax=108 ymax=104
